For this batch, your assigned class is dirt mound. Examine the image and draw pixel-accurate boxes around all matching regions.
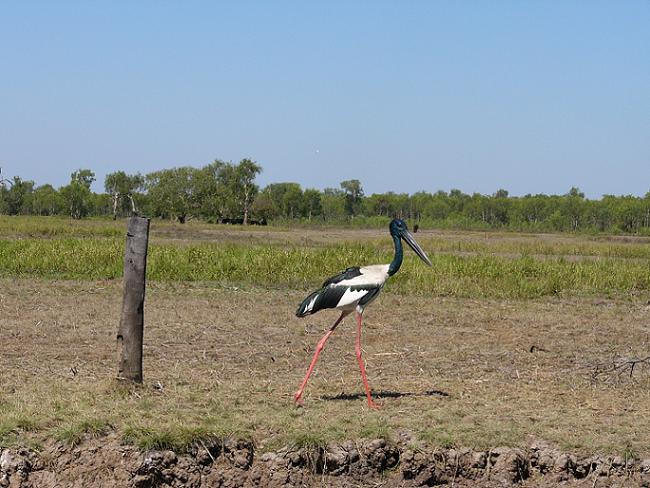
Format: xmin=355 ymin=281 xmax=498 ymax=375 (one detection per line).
xmin=2 ymin=435 xmax=649 ymax=487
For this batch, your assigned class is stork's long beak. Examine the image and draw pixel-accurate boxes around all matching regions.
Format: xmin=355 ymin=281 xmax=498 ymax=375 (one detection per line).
xmin=402 ymin=230 xmax=432 ymax=266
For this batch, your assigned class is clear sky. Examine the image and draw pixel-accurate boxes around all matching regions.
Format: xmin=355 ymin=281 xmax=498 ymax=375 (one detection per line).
xmin=1 ymin=1 xmax=648 ymax=198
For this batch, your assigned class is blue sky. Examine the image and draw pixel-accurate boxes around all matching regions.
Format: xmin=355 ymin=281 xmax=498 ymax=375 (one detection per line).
xmin=1 ymin=1 xmax=648 ymax=197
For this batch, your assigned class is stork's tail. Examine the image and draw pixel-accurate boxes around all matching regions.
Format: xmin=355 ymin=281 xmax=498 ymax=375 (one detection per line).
xmin=295 ymin=289 xmax=321 ymax=317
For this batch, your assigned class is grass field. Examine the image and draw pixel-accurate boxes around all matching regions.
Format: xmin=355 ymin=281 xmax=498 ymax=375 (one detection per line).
xmin=1 ymin=216 xmax=649 ymax=299
xmin=1 ymin=216 xmax=649 ymax=458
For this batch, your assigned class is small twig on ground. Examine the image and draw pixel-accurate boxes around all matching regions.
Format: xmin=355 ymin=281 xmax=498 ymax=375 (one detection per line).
xmin=591 ymin=355 xmax=650 ymax=382
xmin=451 ymin=451 xmax=459 ymax=487
xmin=200 ymin=440 xmax=215 ymax=463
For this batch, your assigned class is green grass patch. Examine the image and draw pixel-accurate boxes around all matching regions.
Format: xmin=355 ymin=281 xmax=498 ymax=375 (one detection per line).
xmin=0 ymin=236 xmax=648 ymax=298
xmin=122 ymin=426 xmax=205 ymax=451
xmin=0 ymin=215 xmax=124 ymax=238
xmin=122 ymin=417 xmax=248 ymax=452
xmin=54 ymin=418 xmax=113 ymax=446
xmin=359 ymin=416 xmax=392 ymax=440
xmin=287 ymin=430 xmax=329 ymax=450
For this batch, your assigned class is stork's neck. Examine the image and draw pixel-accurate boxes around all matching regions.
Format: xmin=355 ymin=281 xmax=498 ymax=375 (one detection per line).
xmin=388 ymin=234 xmax=403 ymax=276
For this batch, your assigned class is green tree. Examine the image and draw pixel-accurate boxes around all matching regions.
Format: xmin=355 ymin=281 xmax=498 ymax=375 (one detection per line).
xmin=465 ymin=193 xmax=490 ymax=223
xmin=515 ymin=194 xmax=549 ymax=227
xmin=410 ymin=191 xmax=432 ymax=221
xmin=643 ymin=191 xmax=650 ymax=229
xmin=105 ymin=171 xmax=145 ymax=219
xmin=563 ymin=187 xmax=585 ymax=231
xmin=59 ymin=169 xmax=96 ymax=219
xmin=448 ymin=189 xmax=470 ymax=215
xmin=365 ymin=193 xmax=395 ymax=217
xmin=2 ymin=176 xmax=35 ymax=215
xmin=194 ymin=160 xmax=228 ymax=221
xmin=71 ymin=169 xmax=96 ymax=189
xmin=227 ymin=159 xmax=262 ymax=225
xmin=250 ymin=191 xmax=276 ymax=221
xmin=584 ymin=196 xmax=613 ymax=231
xmin=567 ymin=186 xmax=585 ymax=198
xmin=146 ymin=167 xmax=199 ymax=223
xmin=258 ymin=183 xmax=303 ymax=219
xmin=0 ymin=187 xmax=6 ymax=214
xmin=90 ymin=192 xmax=112 ymax=217
xmin=60 ymin=182 xmax=92 ymax=219
xmin=281 ymin=184 xmax=304 ymax=219
xmin=321 ymin=188 xmax=346 ymax=221
xmin=340 ymin=179 xmax=364 ymax=216
xmin=303 ymin=188 xmax=322 ymax=220
xmin=422 ymin=191 xmax=451 ymax=220
xmin=32 ymin=184 xmax=63 ymax=215
xmin=490 ymin=190 xmax=511 ymax=225
xmin=0 ymin=168 xmax=11 ymax=212
xmin=394 ymin=192 xmax=412 ymax=219
xmin=614 ymin=196 xmax=645 ymax=233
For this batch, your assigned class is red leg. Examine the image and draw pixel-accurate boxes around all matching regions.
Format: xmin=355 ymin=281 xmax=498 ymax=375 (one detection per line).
xmin=355 ymin=311 xmax=380 ymax=409
xmin=294 ymin=311 xmax=348 ymax=406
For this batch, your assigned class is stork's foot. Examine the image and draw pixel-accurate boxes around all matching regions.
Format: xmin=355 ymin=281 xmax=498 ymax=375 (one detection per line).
xmin=367 ymin=398 xmax=381 ymax=410
xmin=293 ymin=391 xmax=305 ymax=407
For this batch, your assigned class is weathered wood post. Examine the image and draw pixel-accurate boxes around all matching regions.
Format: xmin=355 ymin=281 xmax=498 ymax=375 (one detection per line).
xmin=117 ymin=216 xmax=150 ymax=383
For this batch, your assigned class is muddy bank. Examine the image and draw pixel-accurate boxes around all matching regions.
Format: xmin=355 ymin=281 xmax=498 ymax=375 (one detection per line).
xmin=2 ymin=435 xmax=649 ymax=487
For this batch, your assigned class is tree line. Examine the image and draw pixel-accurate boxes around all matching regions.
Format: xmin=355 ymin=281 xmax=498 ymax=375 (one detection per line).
xmin=1 ymin=162 xmax=650 ymax=234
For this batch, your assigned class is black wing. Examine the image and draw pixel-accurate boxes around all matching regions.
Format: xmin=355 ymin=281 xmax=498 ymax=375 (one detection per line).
xmin=321 ymin=266 xmax=362 ymax=287
xmin=296 ymin=283 xmax=383 ymax=318
xmin=295 ymin=267 xmax=360 ymax=318
xmin=357 ymin=285 xmax=382 ymax=308
xmin=295 ymin=285 xmax=348 ymax=317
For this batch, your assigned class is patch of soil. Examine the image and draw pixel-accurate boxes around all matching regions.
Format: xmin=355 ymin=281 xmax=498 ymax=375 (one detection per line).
xmin=2 ymin=435 xmax=649 ymax=488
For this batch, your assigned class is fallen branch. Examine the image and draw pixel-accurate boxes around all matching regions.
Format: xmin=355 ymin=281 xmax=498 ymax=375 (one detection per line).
xmin=591 ymin=355 xmax=650 ymax=382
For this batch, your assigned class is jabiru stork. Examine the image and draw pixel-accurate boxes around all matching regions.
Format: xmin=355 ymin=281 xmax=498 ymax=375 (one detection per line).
xmin=294 ymin=219 xmax=432 ymax=408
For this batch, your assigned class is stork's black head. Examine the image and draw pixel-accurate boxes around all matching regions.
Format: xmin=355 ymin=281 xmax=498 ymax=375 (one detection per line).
xmin=389 ymin=219 xmax=432 ymax=266
xmin=389 ymin=218 xmax=408 ymax=238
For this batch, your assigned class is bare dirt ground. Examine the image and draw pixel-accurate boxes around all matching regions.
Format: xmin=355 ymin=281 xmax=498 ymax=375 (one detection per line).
xmin=1 ymin=278 xmax=650 ymax=486
xmin=148 ymin=223 xmax=570 ymax=248
xmin=3 ymin=433 xmax=650 ymax=487
xmin=148 ymin=220 xmax=650 ymax=247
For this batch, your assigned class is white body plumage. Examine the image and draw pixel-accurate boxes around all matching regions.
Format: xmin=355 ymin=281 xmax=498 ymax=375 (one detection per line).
xmin=297 ymin=264 xmax=390 ymax=317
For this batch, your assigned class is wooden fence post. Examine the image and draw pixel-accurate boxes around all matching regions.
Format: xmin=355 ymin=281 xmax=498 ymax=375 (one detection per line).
xmin=117 ymin=216 xmax=150 ymax=383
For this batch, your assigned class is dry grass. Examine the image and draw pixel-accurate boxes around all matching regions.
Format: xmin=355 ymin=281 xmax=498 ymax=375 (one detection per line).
xmin=1 ymin=278 xmax=649 ymax=456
